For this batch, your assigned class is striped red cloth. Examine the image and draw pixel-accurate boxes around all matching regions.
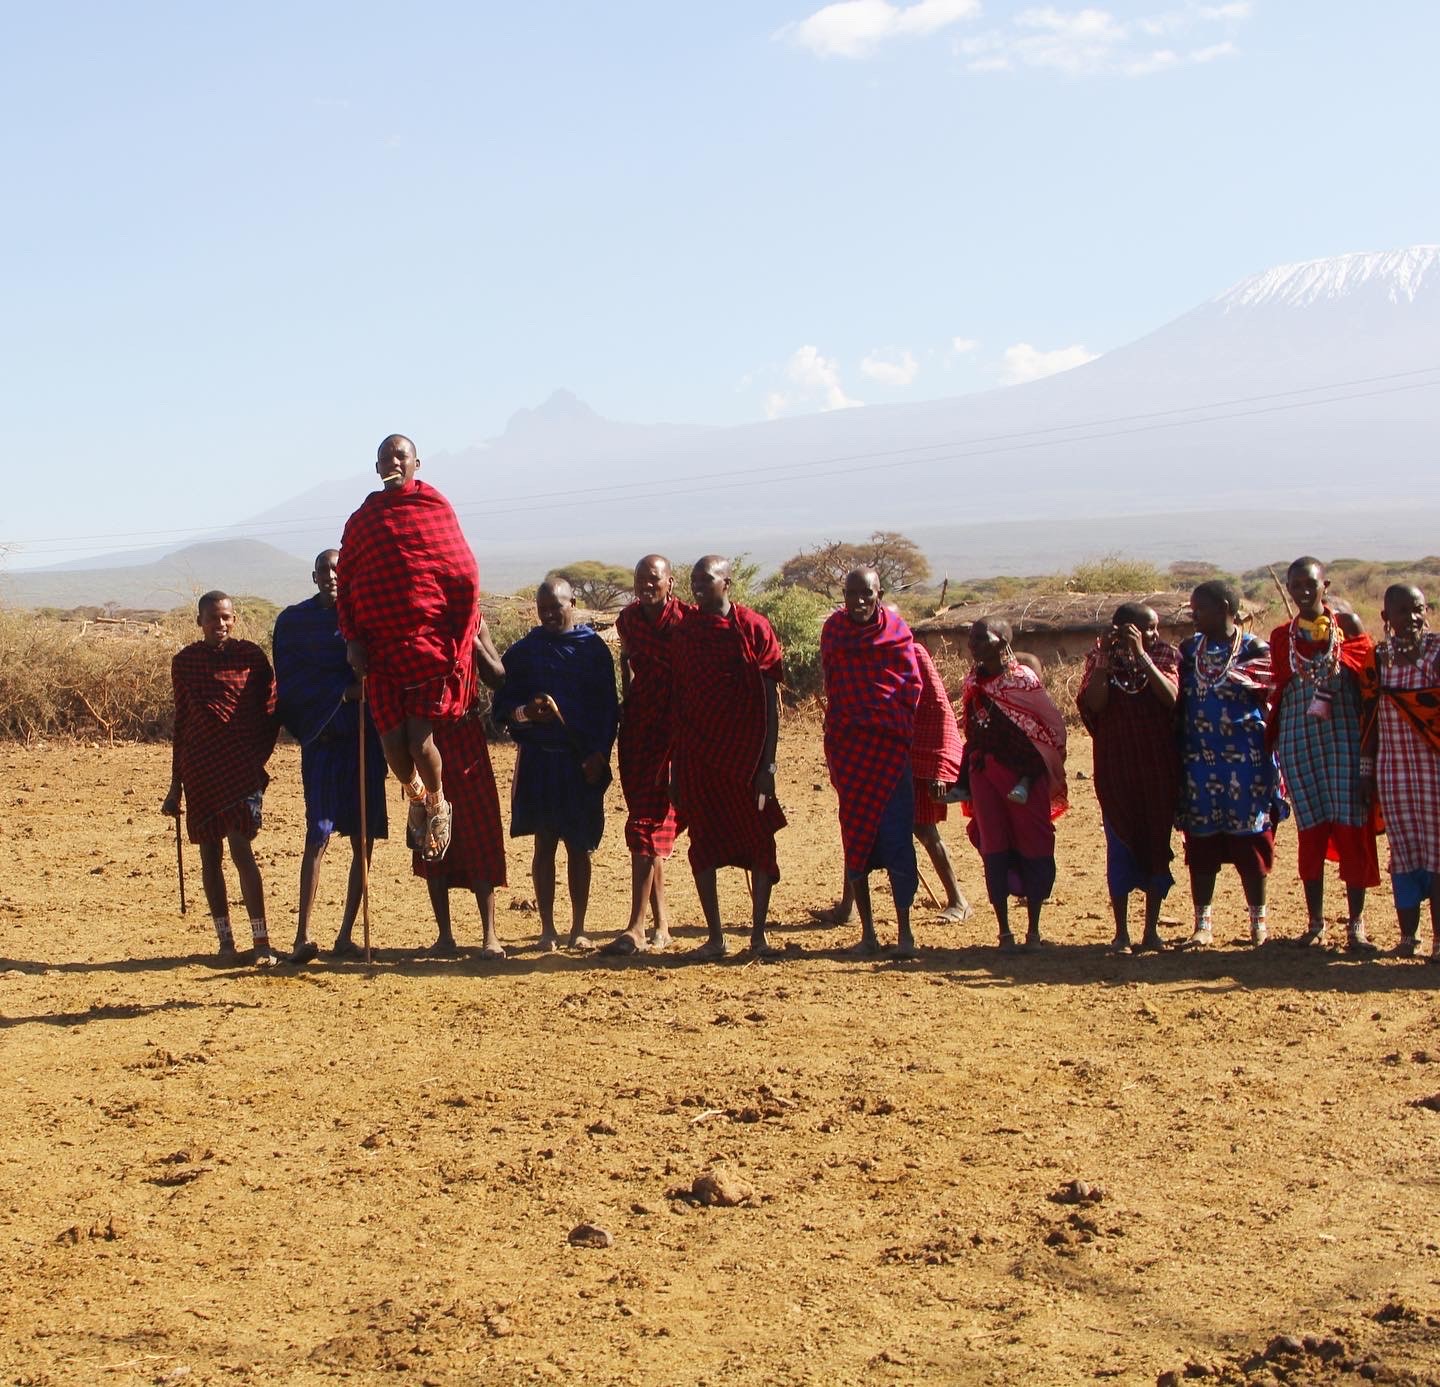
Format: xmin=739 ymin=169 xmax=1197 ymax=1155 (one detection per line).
xmin=671 ymin=604 xmax=787 ymax=879
xmin=336 ymin=479 xmax=479 ymax=734
xmin=617 ymin=597 xmax=690 ymax=857
xmin=911 ymin=643 xmax=963 ymax=824
xmin=821 ymin=606 xmax=921 ymax=875
xmin=412 ymin=712 xmax=507 ymax=890
xmin=171 ymin=638 xmax=278 ymax=843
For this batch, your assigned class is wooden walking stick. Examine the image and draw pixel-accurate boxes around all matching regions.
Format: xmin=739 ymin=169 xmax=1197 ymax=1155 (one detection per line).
xmin=357 ymin=676 xmax=372 ymax=966
xmin=1267 ymin=564 xmax=1296 ymax=619
xmin=916 ymin=861 xmax=943 ymax=911
xmin=174 ymin=806 xmax=187 ymax=916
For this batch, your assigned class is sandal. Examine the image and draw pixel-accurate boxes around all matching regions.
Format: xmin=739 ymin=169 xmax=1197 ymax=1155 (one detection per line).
xmin=998 ymin=930 xmax=1020 ymax=953
xmin=1177 ymin=928 xmax=1212 ymax=950
xmin=422 ymin=795 xmax=452 ymax=862
xmin=405 ymin=793 xmax=428 ymax=851
xmin=1396 ymin=934 xmax=1420 ymax=959
xmin=1298 ymin=923 xmax=1327 ymax=948
xmin=937 ymin=902 xmax=974 ymax=924
xmin=1345 ymin=925 xmax=1379 ymax=955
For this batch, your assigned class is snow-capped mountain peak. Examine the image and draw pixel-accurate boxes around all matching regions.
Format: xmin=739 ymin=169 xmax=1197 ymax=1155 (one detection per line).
xmin=1212 ymin=245 xmax=1440 ymax=311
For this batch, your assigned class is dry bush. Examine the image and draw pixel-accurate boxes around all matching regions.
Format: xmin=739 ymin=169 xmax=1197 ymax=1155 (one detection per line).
xmin=0 ymin=609 xmax=187 ymax=743
xmin=1067 ymin=553 xmax=1165 ymax=593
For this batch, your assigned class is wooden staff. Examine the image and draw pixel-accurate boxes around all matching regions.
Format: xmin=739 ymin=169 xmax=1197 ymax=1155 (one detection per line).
xmin=1267 ymin=564 xmax=1296 ymax=619
xmin=358 ymin=677 xmax=372 ymax=965
xmin=174 ymin=807 xmax=187 ymax=916
xmin=916 ymin=861 xmax=943 ymax=910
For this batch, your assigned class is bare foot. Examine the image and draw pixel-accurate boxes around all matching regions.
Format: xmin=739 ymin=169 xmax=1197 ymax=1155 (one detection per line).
xmin=690 ymin=936 xmax=729 ymax=960
xmin=536 ymin=931 xmax=563 ymax=953
xmin=478 ymin=943 xmax=507 ymax=961
xmin=1135 ymin=932 xmax=1166 ymax=953
xmin=424 ymin=936 xmax=460 ymax=957
xmin=893 ymin=937 xmax=919 ymax=960
xmin=747 ymin=935 xmax=783 ymax=959
xmin=846 ymin=936 xmax=883 ymax=957
xmin=809 ymin=904 xmax=854 ymax=927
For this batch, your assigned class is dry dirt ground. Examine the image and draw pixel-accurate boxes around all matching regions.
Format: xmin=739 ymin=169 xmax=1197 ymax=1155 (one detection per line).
xmin=3 ymin=723 xmax=1440 ymax=1387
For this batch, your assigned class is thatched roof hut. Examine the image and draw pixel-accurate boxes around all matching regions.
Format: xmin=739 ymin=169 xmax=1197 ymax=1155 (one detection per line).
xmin=911 ymin=590 xmax=1268 ymax=666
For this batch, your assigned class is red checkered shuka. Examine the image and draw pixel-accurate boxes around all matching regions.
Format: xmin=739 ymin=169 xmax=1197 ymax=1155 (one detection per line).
xmin=821 ymin=606 xmax=922 ymax=875
xmin=617 ymin=597 xmax=690 ymax=857
xmin=336 ymin=479 xmax=479 ymax=730
xmin=911 ymin=643 xmax=963 ymax=824
xmin=412 ymin=711 xmax=507 ymax=890
xmin=171 ymin=638 xmax=278 ymax=842
xmin=671 ymin=604 xmax=787 ymax=879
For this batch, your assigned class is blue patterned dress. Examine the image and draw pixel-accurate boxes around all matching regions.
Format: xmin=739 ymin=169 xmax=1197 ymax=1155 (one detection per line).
xmin=1176 ymin=632 xmax=1287 ymax=838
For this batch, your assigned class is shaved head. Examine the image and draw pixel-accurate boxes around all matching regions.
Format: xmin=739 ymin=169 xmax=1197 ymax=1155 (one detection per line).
xmin=636 ymin=553 xmax=671 ymax=579
xmin=538 ymin=575 xmax=575 ymax=605
xmin=314 ymin=548 xmax=338 ymax=570
xmin=695 ymin=553 xmax=729 ymax=578
xmin=377 ymin=434 xmax=416 ymax=459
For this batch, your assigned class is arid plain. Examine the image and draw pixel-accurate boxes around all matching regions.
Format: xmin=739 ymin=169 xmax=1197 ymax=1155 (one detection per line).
xmin=3 ymin=728 xmax=1439 ymax=1386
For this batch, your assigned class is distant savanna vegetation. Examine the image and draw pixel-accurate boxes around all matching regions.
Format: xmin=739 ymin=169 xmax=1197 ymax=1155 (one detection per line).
xmin=4 ymin=538 xmax=1440 ymax=743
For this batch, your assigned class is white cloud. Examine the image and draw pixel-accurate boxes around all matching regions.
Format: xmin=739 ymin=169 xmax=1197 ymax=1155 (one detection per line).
xmin=764 ymin=345 xmax=864 ymax=416
xmin=951 ymin=336 xmax=980 ymax=353
xmin=1000 ymin=342 xmax=1098 ymax=383
xmin=860 ymin=348 xmax=920 ymax=386
xmin=959 ymin=0 xmax=1249 ymax=77
xmin=780 ymin=0 xmax=980 ymax=59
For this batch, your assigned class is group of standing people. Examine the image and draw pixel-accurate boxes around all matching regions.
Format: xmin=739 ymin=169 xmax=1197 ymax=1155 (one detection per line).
xmin=1080 ymin=559 xmax=1440 ymax=961
xmin=160 ymin=439 xmax=1440 ymax=968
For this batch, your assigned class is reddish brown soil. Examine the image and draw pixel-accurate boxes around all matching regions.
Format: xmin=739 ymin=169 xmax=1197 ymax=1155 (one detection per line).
xmin=3 ymin=728 xmax=1439 ymax=1385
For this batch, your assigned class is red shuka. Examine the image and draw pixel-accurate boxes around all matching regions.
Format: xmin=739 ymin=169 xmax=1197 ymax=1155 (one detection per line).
xmin=617 ymin=597 xmax=690 ymax=858
xmin=911 ymin=643 xmax=963 ymax=826
xmin=412 ymin=713 xmax=507 ymax=890
xmin=171 ymin=638 xmax=278 ymax=843
xmin=820 ymin=606 xmax=921 ymax=876
xmin=336 ymin=479 xmax=479 ymax=733
xmin=671 ymin=604 xmax=787 ymax=879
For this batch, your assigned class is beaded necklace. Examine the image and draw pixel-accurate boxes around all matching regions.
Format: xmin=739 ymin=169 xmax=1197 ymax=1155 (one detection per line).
xmin=1382 ymin=631 xmax=1424 ymax=668
xmin=1287 ymin=611 xmax=1340 ymax=685
xmin=1192 ymin=628 xmax=1242 ymax=697
xmin=1108 ymin=650 xmax=1150 ymax=695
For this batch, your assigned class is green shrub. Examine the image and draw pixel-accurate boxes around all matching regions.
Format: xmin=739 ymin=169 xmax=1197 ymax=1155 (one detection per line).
xmin=751 ymin=585 xmax=832 ymax=699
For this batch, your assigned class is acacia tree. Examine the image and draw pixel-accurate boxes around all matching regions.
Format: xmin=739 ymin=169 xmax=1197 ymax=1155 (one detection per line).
xmin=776 ymin=531 xmax=931 ymax=598
xmin=554 ymin=560 xmax=634 ymax=611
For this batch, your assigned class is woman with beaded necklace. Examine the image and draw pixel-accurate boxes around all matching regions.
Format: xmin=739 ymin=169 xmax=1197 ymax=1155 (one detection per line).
xmin=1078 ymin=602 xmax=1181 ymax=953
xmin=1175 ymin=580 xmax=1288 ymax=949
xmin=1361 ymin=584 xmax=1440 ymax=962
xmin=1267 ymin=557 xmax=1379 ymax=952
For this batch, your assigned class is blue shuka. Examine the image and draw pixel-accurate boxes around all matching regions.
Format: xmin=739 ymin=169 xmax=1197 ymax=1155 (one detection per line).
xmin=495 ymin=624 xmax=619 ymax=852
xmin=273 ymin=595 xmax=389 ymax=846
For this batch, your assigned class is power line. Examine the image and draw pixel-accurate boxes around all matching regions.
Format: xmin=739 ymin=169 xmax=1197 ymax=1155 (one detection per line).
xmin=8 ymin=364 xmax=1440 ymax=559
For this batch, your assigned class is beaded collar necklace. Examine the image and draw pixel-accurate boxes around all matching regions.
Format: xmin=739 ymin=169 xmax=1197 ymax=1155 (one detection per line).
xmin=1288 ymin=610 xmax=1340 ymax=684
xmin=1108 ymin=649 xmax=1150 ymax=695
xmin=1193 ymin=628 xmax=1242 ymax=697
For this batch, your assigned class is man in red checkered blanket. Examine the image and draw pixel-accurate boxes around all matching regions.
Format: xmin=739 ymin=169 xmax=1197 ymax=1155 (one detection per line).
xmin=408 ymin=623 xmax=509 ymax=962
xmin=603 ymin=555 xmax=691 ymax=957
xmin=671 ymin=555 xmax=786 ymax=959
xmin=821 ymin=569 xmax=923 ymax=956
xmin=337 ymin=434 xmax=479 ymax=864
xmin=162 ymin=591 xmax=280 ymax=965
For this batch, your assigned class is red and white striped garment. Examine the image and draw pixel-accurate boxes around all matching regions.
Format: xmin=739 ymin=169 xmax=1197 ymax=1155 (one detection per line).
xmin=1376 ymin=633 xmax=1440 ymax=876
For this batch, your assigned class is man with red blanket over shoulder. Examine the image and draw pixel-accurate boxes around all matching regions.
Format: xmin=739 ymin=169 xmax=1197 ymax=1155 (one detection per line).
xmin=821 ymin=568 xmax=923 ymax=956
xmin=671 ymin=555 xmax=786 ymax=959
xmin=337 ymin=434 xmax=479 ymax=864
xmin=604 ymin=554 xmax=691 ymax=957
xmin=162 ymin=591 xmax=280 ymax=965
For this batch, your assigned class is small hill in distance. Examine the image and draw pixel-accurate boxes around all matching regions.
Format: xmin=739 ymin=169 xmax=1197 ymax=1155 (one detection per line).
xmin=0 ymin=539 xmax=312 ymax=612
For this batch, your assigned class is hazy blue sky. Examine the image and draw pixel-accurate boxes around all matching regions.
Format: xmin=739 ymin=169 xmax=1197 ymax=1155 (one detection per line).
xmin=5 ymin=1 xmax=1438 ymax=561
